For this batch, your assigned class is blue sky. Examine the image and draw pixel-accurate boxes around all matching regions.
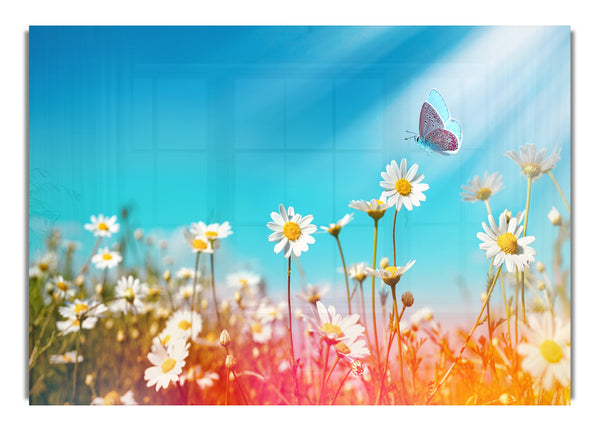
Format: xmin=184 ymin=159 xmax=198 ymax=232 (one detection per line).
xmin=29 ymin=26 xmax=571 ymax=322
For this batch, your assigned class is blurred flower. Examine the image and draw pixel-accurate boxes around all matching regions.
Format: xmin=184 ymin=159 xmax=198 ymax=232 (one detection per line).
xmin=348 ymin=196 xmax=389 ymax=221
xmin=49 ymin=351 xmax=83 ymax=364
xmin=145 ymin=336 xmax=189 ymax=391
xmin=174 ymin=284 xmax=196 ymax=308
xmin=334 ymin=336 xmax=370 ymax=362
xmin=91 ymin=390 xmax=137 ymax=405
xmin=547 ymin=206 xmax=562 ymax=226
xmin=113 ymin=275 xmax=146 ymax=314
xmin=91 ymin=247 xmax=122 ymax=270
xmin=348 ymin=262 xmax=369 ymax=283
xmin=267 ymin=204 xmax=317 ymax=258
xmin=296 ymin=283 xmax=329 ymax=306
xmin=505 ymin=143 xmax=560 ymax=182
xmin=50 ymin=275 xmax=75 ymax=300
xmin=320 ymin=213 xmax=353 ymax=237
xmin=226 ymin=271 xmax=261 ymax=292
xmin=517 ymin=312 xmax=570 ymax=390
xmin=255 ymin=301 xmax=285 ymax=323
xmin=461 ymin=172 xmax=503 ymax=202
xmin=179 ymin=365 xmax=219 ymax=390
xmin=379 ymin=159 xmax=429 ymax=211
xmin=84 ymin=214 xmax=120 ymax=237
xmin=365 ymin=260 xmax=416 ymax=287
xmin=248 ymin=319 xmax=273 ymax=344
xmin=164 ymin=309 xmax=203 ymax=343
xmin=57 ymin=299 xmax=107 ymax=334
xmin=477 ymin=212 xmax=536 ymax=272
xmin=176 ymin=267 xmax=200 ymax=281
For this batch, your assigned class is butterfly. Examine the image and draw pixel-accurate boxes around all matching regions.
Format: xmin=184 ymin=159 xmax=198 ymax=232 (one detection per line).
xmin=408 ymin=88 xmax=462 ymax=155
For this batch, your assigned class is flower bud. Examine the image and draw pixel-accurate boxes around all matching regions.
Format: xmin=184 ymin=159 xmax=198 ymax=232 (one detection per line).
xmin=219 ymin=329 xmax=231 ymax=347
xmin=536 ymin=262 xmax=546 ymax=273
xmin=225 ymin=354 xmax=237 ymax=369
xmin=379 ymin=257 xmax=389 ymax=269
xmin=163 ymin=269 xmax=171 ymax=282
xmin=401 ymin=291 xmax=414 ymax=307
xmin=499 ymin=393 xmax=516 ymax=405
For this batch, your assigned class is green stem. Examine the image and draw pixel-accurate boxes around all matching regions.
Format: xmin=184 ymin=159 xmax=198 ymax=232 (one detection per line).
xmin=392 ymin=209 xmax=398 ymax=266
xmin=486 ymin=260 xmax=497 ymax=380
xmin=521 ymin=176 xmax=533 ymax=326
xmin=335 ymin=236 xmax=352 ymax=315
xmin=371 ymin=219 xmax=381 ymax=365
xmin=72 ymin=329 xmax=81 ymax=404
xmin=484 ymin=199 xmax=493 ymax=217
xmin=330 ymin=368 xmax=352 ymax=405
xmin=75 ymin=236 xmax=102 ymax=278
xmin=318 ymin=343 xmax=331 ymax=404
xmin=427 ymin=266 xmax=503 ymax=404
xmin=210 ymin=253 xmax=222 ymax=329
xmin=391 ymin=285 xmax=407 ymax=399
xmin=287 ymin=257 xmax=301 ymax=404
xmin=499 ymin=271 xmax=512 ymax=348
xmin=190 ymin=251 xmax=200 ymax=338
xmin=547 ymin=170 xmax=570 ymax=216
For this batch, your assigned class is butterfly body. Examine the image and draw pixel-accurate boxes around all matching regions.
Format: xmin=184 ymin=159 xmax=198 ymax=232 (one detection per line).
xmin=415 ymin=89 xmax=462 ymax=155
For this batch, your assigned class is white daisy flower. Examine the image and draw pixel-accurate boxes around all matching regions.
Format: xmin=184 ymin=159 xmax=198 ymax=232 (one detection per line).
xmin=226 ymin=271 xmax=261 ymax=291
xmin=547 ymin=206 xmax=562 ymax=226
xmin=247 ymin=319 xmax=274 ymax=344
xmin=91 ymin=247 xmax=122 ymax=270
xmin=334 ymin=336 xmax=370 ymax=362
xmin=410 ymin=307 xmax=434 ymax=329
xmin=254 ymin=301 xmax=285 ymax=323
xmin=505 ymin=143 xmax=561 ymax=182
xmin=84 ymin=214 xmax=120 ymax=237
xmin=379 ymin=159 xmax=429 ymax=211
xmin=190 ymin=221 xmax=233 ymax=242
xmin=460 ymin=172 xmax=504 ymax=202
xmin=50 ymin=275 xmax=75 ymax=300
xmin=320 ymin=213 xmax=354 ymax=237
xmin=91 ymin=390 xmax=138 ymax=405
xmin=348 ymin=196 xmax=389 ymax=221
xmin=296 ymin=283 xmax=329 ymax=306
xmin=348 ymin=262 xmax=369 ymax=283
xmin=179 ymin=365 xmax=219 ymax=390
xmin=57 ymin=299 xmax=107 ymax=334
xmin=477 ymin=212 xmax=536 ymax=273
xmin=113 ymin=275 xmax=146 ymax=314
xmin=267 ymin=204 xmax=317 ymax=258
xmin=144 ymin=336 xmax=189 ymax=391
xmin=176 ymin=267 xmax=200 ymax=281
xmin=304 ymin=301 xmax=365 ymax=346
xmin=30 ymin=252 xmax=59 ymax=277
xmin=174 ymin=284 xmax=196 ymax=308
xmin=182 ymin=229 xmax=215 ymax=254
xmin=164 ymin=309 xmax=203 ymax=343
xmin=517 ymin=312 xmax=570 ymax=391
xmin=49 ymin=351 xmax=83 ymax=364
xmin=365 ymin=260 xmax=416 ymax=287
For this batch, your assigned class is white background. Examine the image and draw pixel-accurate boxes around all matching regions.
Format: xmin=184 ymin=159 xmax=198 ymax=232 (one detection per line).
xmin=2 ymin=1 xmax=597 ymax=429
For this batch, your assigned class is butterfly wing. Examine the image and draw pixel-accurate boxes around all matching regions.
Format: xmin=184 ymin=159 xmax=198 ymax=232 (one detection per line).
xmin=419 ymin=101 xmax=444 ymax=138
xmin=423 ymin=128 xmax=460 ymax=154
xmin=427 ymin=89 xmax=450 ymax=124
xmin=445 ymin=119 xmax=462 ymax=144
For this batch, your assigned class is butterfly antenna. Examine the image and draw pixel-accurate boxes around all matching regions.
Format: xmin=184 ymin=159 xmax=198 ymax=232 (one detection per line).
xmin=405 ymin=130 xmax=417 ymax=140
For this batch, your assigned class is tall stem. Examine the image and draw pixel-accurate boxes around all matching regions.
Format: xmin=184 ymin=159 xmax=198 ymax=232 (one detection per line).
xmin=371 ymin=219 xmax=381 ymax=364
xmin=335 ymin=236 xmax=352 ymax=315
xmin=391 ymin=285 xmax=407 ymax=398
xmin=392 ymin=209 xmax=398 ymax=266
xmin=521 ymin=176 xmax=533 ymax=326
xmin=72 ymin=329 xmax=81 ymax=404
xmin=547 ymin=171 xmax=570 ymax=216
xmin=75 ymin=236 xmax=102 ymax=278
xmin=190 ymin=251 xmax=200 ymax=338
xmin=499 ymin=271 xmax=512 ymax=348
xmin=318 ymin=344 xmax=331 ymax=404
xmin=486 ymin=260 xmax=497 ymax=379
xmin=209 ymin=253 xmax=222 ymax=329
xmin=427 ymin=266 xmax=502 ymax=404
xmin=287 ymin=257 xmax=300 ymax=404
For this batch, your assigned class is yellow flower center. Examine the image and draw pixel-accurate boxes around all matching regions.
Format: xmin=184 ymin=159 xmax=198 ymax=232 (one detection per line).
xmin=102 ymin=253 xmax=113 ymax=261
xmin=307 ymin=294 xmax=321 ymax=304
xmin=57 ymin=281 xmax=69 ymax=292
xmin=497 ymin=232 xmax=519 ymax=255
xmin=384 ymin=266 xmax=397 ymax=275
xmin=98 ymin=222 xmax=109 ymax=231
xmin=73 ymin=319 xmax=81 ymax=327
xmin=321 ymin=322 xmax=343 ymax=338
xmin=178 ymin=320 xmax=191 ymax=330
xmin=395 ymin=178 xmax=412 ymax=196
xmin=148 ymin=287 xmax=161 ymax=298
xmin=192 ymin=238 xmax=208 ymax=251
xmin=540 ymin=339 xmax=562 ymax=363
xmin=382 ymin=266 xmax=402 ymax=286
xmin=328 ymin=225 xmax=341 ymax=237
xmin=124 ymin=288 xmax=135 ymax=303
xmin=103 ymin=391 xmax=122 ymax=405
xmin=251 ymin=322 xmax=263 ymax=334
xmin=239 ymin=278 xmax=248 ymax=288
xmin=205 ymin=230 xmax=219 ymax=239
xmin=476 ymin=187 xmax=492 ymax=200
xmin=38 ymin=262 xmax=49 ymax=271
xmin=522 ymin=163 xmax=541 ymax=178
xmin=74 ymin=303 xmax=89 ymax=314
xmin=161 ymin=358 xmax=177 ymax=374
xmin=335 ymin=341 xmax=351 ymax=355
xmin=282 ymin=221 xmax=301 ymax=241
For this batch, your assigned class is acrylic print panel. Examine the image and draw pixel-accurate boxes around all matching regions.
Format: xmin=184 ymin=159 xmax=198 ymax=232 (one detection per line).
xmin=28 ymin=26 xmax=571 ymax=405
